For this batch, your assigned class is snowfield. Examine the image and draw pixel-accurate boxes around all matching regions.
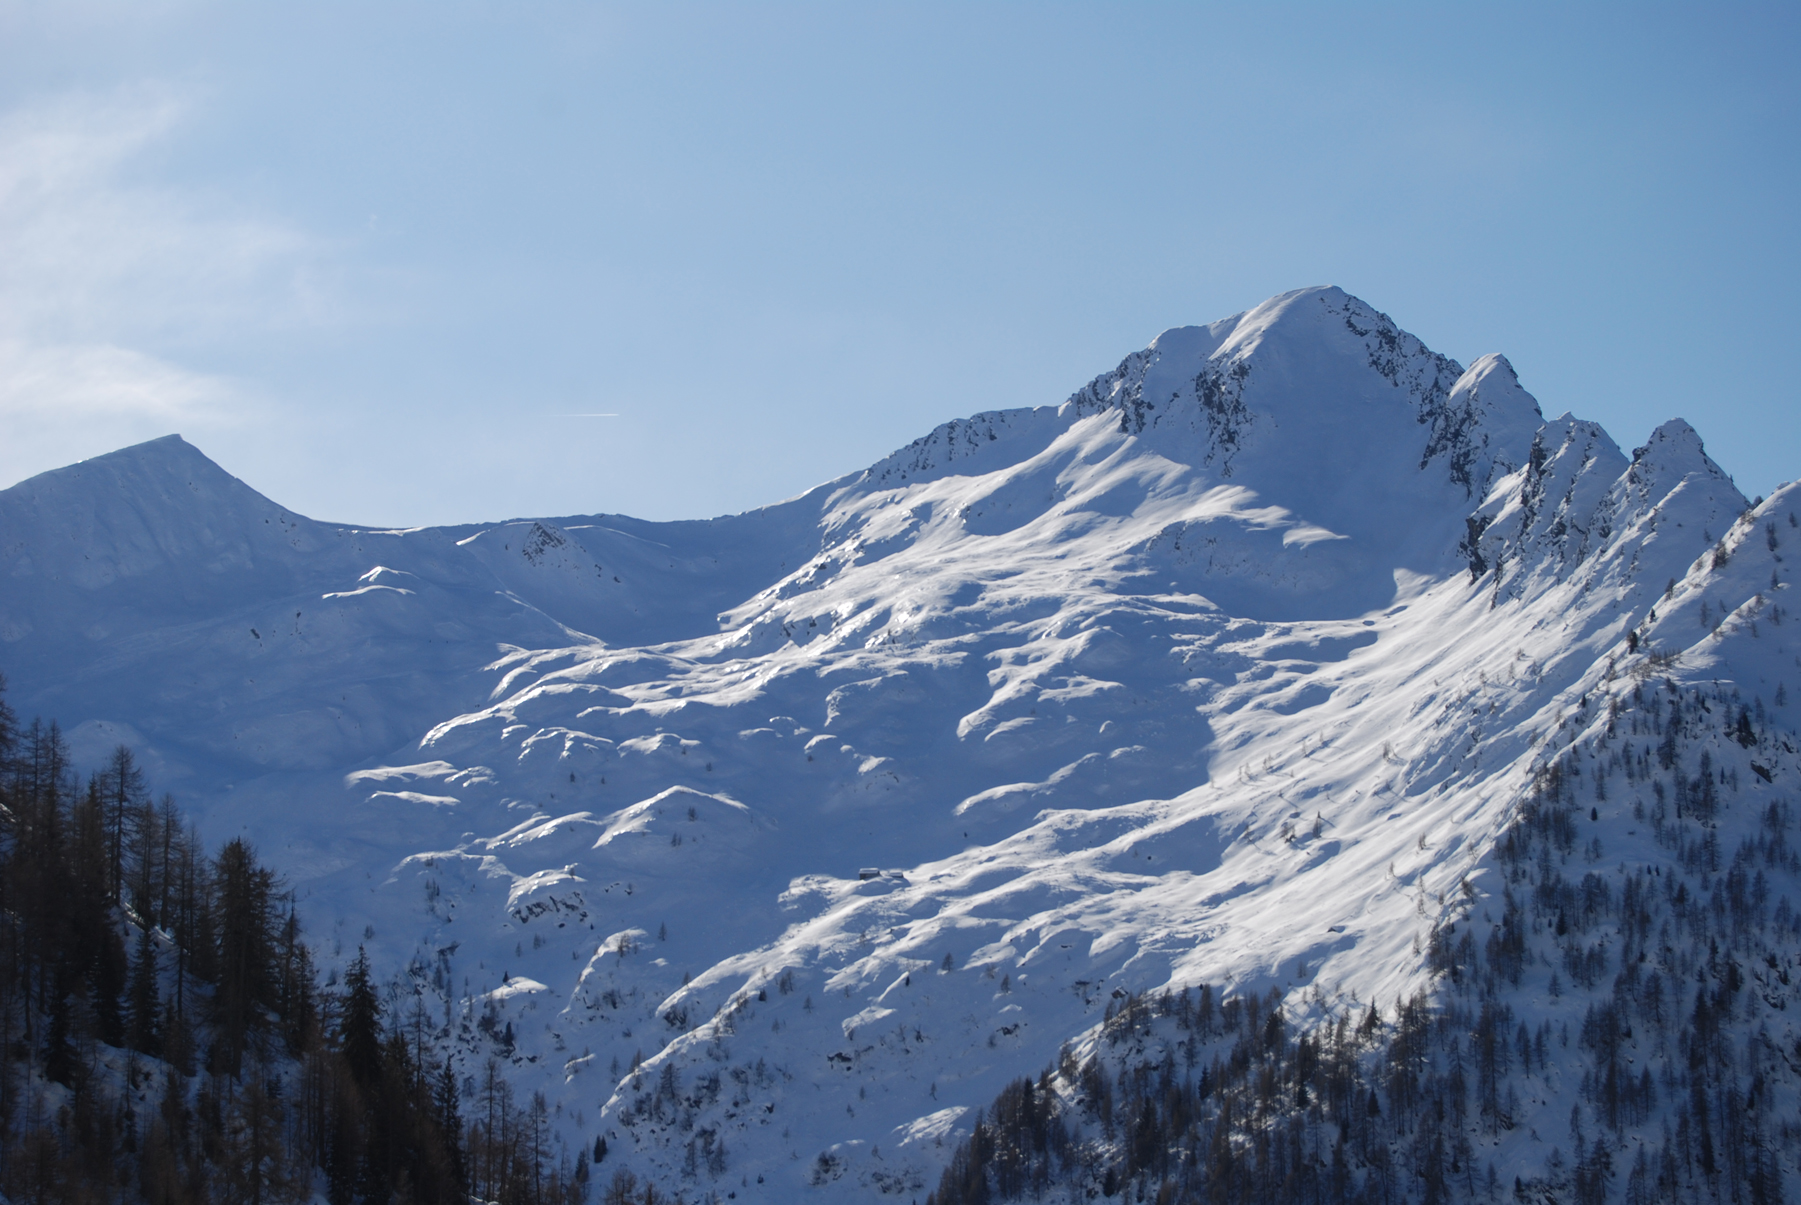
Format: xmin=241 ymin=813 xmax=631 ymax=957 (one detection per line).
xmin=3 ymin=285 xmax=1794 ymax=1199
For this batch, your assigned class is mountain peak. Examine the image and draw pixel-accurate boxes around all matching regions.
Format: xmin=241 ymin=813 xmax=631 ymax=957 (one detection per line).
xmin=0 ymin=431 xmax=324 ymax=635
xmin=1 ymin=291 xmax=1792 ymax=1205
xmin=1633 ymin=416 xmax=1712 ymax=467
xmin=104 ymin=431 xmax=193 ymax=455
xmin=1627 ymin=416 xmax=1742 ymax=506
xmin=14 ymin=432 xmax=268 ymax=509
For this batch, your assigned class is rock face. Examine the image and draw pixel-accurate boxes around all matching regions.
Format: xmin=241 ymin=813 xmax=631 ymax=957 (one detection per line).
xmin=4 ymin=285 xmax=1795 ymax=1201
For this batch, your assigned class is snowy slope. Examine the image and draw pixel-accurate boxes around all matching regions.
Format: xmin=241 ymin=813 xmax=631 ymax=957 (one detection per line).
xmin=2 ymin=285 xmax=1792 ymax=1199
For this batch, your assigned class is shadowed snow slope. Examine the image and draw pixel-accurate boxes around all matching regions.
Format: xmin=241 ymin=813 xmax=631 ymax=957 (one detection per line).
xmin=3 ymin=285 xmax=1791 ymax=1200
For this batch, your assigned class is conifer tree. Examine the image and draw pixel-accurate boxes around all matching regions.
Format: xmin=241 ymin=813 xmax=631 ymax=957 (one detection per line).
xmin=100 ymin=744 xmax=147 ymax=904
xmin=340 ymin=947 xmax=383 ymax=1089
xmin=211 ymin=836 xmax=276 ymax=1073
xmin=435 ymin=1056 xmax=467 ymax=1193
xmin=127 ymin=923 xmax=161 ymax=1056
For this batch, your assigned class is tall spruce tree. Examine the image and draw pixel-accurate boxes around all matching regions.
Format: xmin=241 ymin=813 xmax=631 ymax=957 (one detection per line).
xmin=211 ymin=837 xmax=276 ymax=1073
xmin=128 ymin=922 xmax=161 ymax=1056
xmin=100 ymin=743 xmax=147 ymax=905
xmin=340 ymin=947 xmax=383 ymax=1090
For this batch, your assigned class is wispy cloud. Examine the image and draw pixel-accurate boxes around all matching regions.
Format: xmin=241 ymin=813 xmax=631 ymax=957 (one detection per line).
xmin=0 ymin=83 xmax=326 ymax=485
xmin=0 ymin=336 xmax=234 ymax=424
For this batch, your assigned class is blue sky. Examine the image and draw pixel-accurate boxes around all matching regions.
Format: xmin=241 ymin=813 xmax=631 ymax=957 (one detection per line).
xmin=1 ymin=3 xmax=1796 ymax=525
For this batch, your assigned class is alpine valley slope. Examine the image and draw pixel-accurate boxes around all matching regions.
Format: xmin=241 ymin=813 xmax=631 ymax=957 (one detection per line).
xmin=3 ymin=285 xmax=1797 ymax=1200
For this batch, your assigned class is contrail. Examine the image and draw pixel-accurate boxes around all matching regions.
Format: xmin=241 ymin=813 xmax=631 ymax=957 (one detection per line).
xmin=554 ymin=413 xmax=620 ymax=418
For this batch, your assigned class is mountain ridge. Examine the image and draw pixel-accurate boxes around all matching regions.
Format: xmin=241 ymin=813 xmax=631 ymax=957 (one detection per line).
xmin=2 ymin=285 xmax=1794 ymax=1202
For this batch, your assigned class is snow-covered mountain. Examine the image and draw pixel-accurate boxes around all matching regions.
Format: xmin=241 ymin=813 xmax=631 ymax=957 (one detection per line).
xmin=3 ymin=285 xmax=1795 ymax=1200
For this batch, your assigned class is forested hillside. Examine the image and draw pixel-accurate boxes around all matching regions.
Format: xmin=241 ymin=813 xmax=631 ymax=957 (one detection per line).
xmin=926 ymin=678 xmax=1801 ymax=1204
xmin=0 ymin=679 xmax=594 ymax=1205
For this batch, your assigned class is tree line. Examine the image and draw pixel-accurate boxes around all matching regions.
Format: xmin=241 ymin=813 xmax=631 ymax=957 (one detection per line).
xmin=0 ymin=675 xmax=596 ymax=1204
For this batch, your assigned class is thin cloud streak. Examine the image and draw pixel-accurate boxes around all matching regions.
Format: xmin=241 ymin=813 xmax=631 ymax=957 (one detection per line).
xmin=0 ymin=84 xmax=324 ymax=488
